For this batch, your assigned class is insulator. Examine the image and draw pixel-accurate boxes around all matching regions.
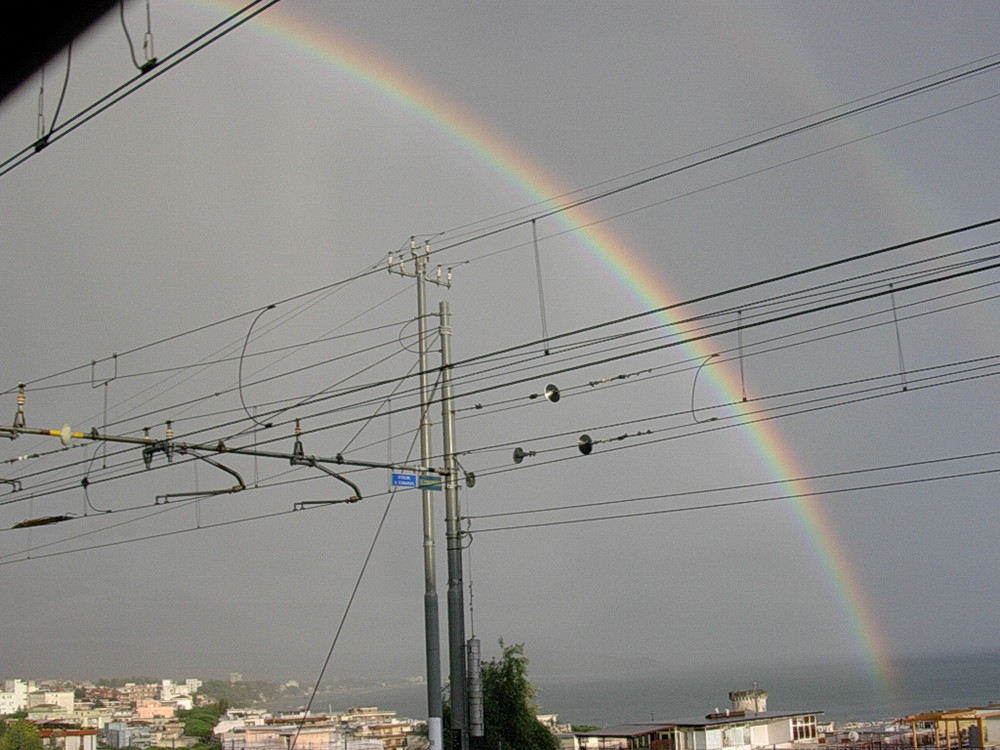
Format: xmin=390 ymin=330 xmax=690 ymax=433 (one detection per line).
xmin=13 ymin=384 xmax=26 ymax=429
xmin=165 ymin=421 xmax=174 ymax=441
xmin=447 ymin=268 xmax=453 ymax=282
xmin=294 ymin=418 xmax=302 ymax=436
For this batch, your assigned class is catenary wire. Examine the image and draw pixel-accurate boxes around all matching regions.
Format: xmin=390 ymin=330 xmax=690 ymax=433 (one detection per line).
xmin=0 ymin=0 xmax=286 ymax=179
xmin=428 ymin=60 xmax=1000 ymax=259
xmin=469 ymin=467 xmax=1000 ymax=534
xmin=5 ymin=247 xmax=992 ymax=500
xmin=4 ymin=253 xmax=995 ymax=500
xmin=433 ymin=53 xmax=1000 ymax=245
xmin=3 ymin=226 xmax=996 ymax=502
xmin=467 ymin=449 xmax=1000 ymax=520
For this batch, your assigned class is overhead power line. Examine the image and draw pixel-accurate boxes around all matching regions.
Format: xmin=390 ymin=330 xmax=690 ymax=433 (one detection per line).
xmin=0 ymin=0 xmax=286 ymax=179
xmin=430 ymin=59 xmax=1000 ymax=256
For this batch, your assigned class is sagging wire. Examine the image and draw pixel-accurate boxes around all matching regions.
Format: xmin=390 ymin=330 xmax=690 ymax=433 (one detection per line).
xmin=238 ymin=304 xmax=277 ymax=429
xmin=34 ymin=43 xmax=72 ymax=152
xmin=1 ymin=0 xmax=285 ymax=180
xmin=81 ymin=444 xmax=114 ymax=514
xmin=120 ymin=0 xmax=158 ymax=73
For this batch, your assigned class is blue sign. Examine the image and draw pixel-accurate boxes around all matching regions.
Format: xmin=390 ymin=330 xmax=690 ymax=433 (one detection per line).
xmin=392 ymin=473 xmax=417 ymax=487
xmin=392 ymin=473 xmax=441 ymax=490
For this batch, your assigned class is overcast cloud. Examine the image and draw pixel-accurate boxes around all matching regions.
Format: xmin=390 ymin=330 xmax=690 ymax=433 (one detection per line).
xmin=1 ymin=0 xmax=998 ymax=702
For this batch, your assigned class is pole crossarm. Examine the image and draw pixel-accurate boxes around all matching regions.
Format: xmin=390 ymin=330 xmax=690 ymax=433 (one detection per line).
xmin=2 ymin=423 xmax=432 ymax=471
xmin=1 ymin=423 xmax=445 ymax=495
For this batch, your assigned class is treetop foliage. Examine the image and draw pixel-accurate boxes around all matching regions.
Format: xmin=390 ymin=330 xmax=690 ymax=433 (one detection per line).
xmin=445 ymin=640 xmax=559 ymax=750
xmin=0 ymin=719 xmax=43 ymax=750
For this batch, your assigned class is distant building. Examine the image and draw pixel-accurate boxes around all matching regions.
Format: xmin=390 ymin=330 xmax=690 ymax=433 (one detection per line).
xmin=344 ymin=707 xmax=416 ymax=749
xmin=160 ymin=679 xmax=201 ymax=702
xmin=103 ymin=721 xmax=152 ymax=750
xmin=0 ymin=679 xmax=31 ymax=714
xmin=37 ymin=726 xmax=101 ymax=750
xmin=576 ymin=707 xmax=821 ymax=750
xmin=28 ymin=691 xmax=75 ymax=714
xmin=216 ymin=709 xmax=406 ymax=750
xmin=122 ymin=683 xmax=159 ymax=703
xmin=135 ymin=699 xmax=176 ymax=720
xmin=82 ymin=685 xmax=124 ymax=705
xmin=538 ymin=714 xmax=573 ymax=733
xmin=728 ymin=688 xmax=767 ymax=714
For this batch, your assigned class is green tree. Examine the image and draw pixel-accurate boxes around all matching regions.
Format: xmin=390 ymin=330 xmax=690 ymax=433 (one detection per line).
xmin=176 ymin=703 xmax=226 ymax=743
xmin=0 ymin=719 xmax=43 ymax=750
xmin=445 ymin=640 xmax=559 ymax=750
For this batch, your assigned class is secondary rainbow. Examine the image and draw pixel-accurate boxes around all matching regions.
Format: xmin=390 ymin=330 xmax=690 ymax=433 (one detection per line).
xmin=197 ymin=0 xmax=896 ymax=701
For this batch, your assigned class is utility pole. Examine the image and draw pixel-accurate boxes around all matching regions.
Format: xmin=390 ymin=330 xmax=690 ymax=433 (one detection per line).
xmin=439 ymin=300 xmax=470 ymax=750
xmin=388 ymin=239 xmax=449 ymax=750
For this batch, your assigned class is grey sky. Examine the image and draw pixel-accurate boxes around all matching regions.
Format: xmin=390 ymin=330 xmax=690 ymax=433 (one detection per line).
xmin=1 ymin=0 xmax=998 ymax=703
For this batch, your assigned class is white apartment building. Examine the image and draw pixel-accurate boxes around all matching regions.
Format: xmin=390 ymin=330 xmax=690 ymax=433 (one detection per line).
xmin=160 ymin=679 xmax=201 ymax=702
xmin=0 ymin=679 xmax=31 ymax=715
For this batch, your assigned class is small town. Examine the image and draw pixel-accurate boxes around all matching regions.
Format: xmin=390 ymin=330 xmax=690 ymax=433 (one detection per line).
xmin=2 ymin=676 xmax=999 ymax=750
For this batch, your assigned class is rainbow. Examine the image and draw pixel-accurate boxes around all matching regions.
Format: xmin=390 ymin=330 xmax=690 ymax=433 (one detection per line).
xmin=195 ymin=0 xmax=895 ymax=701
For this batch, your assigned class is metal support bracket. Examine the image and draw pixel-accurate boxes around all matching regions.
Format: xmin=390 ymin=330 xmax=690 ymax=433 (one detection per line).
xmin=290 ymin=454 xmax=362 ymax=506
xmin=153 ymin=447 xmax=246 ymax=503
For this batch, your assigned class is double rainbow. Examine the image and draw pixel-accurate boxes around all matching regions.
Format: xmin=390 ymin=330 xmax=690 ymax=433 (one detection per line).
xmin=196 ymin=0 xmax=895 ymax=702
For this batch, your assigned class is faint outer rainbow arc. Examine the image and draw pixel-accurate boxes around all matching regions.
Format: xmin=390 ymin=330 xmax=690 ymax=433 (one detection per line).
xmin=200 ymin=0 xmax=895 ymax=699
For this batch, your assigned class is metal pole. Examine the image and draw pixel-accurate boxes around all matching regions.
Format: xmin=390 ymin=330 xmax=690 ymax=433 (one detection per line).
xmin=413 ymin=245 xmax=444 ymax=750
xmin=439 ymin=300 xmax=468 ymax=750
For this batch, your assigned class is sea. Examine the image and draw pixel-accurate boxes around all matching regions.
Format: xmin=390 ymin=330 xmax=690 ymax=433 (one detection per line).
xmin=321 ymin=651 xmax=1000 ymax=728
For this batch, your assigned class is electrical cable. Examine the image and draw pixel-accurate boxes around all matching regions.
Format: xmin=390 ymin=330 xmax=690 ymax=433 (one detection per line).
xmin=7 ymin=262 xmax=993 ymax=507
xmin=428 ymin=53 xmax=1000 ymax=247
xmin=2 ymin=54 xmax=997 ymax=398
xmin=429 ymin=60 xmax=1000 ymax=259
xmin=457 ymin=358 xmax=1000 ymax=479
xmin=467 ymin=449 xmax=1000 ymax=521
xmin=466 ymin=365 xmax=1000 ymax=484
xmin=120 ymin=0 xmax=144 ymax=72
xmin=2 ymin=226 xmax=996 ymax=509
xmin=469 ymin=466 xmax=1000 ymax=534
xmin=238 ymin=304 xmax=276 ymax=428
xmin=1 ymin=258 xmax=992 ymax=506
xmin=42 ymin=43 xmax=72 ymax=147
xmin=0 ymin=0 xmax=286 ymax=179
xmin=456 ymin=91 xmax=1000 ymax=273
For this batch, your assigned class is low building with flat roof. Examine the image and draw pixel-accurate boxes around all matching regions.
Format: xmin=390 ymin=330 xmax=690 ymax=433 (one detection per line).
xmin=576 ymin=708 xmax=823 ymax=750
